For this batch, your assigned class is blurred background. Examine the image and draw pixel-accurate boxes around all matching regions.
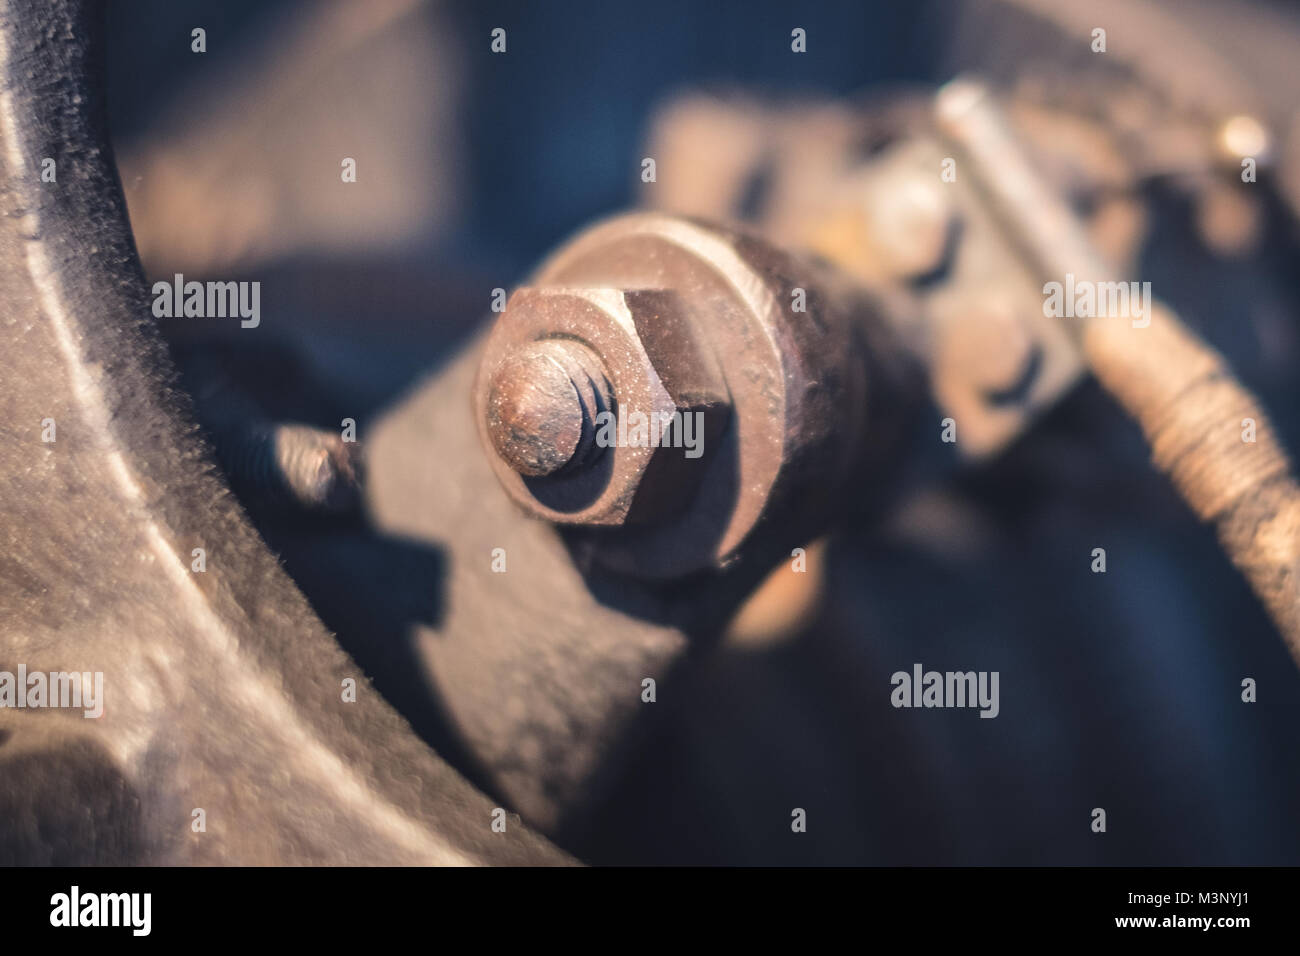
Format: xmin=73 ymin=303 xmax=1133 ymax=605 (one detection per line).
xmin=104 ymin=0 xmax=1300 ymax=864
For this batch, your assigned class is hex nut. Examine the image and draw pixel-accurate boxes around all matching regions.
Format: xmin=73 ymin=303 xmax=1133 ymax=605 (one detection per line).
xmin=475 ymin=286 xmax=730 ymax=527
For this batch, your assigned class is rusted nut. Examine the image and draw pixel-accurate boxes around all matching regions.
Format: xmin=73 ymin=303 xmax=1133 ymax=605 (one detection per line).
xmin=475 ymin=286 xmax=730 ymax=527
xmin=474 ymin=213 xmax=873 ymax=578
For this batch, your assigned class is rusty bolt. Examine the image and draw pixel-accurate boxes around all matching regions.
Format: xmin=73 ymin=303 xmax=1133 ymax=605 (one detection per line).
xmin=221 ymin=422 xmax=363 ymax=514
xmin=474 ymin=213 xmax=872 ymax=578
xmin=484 ymin=339 xmax=611 ymax=477
xmin=475 ymin=286 xmax=730 ymax=527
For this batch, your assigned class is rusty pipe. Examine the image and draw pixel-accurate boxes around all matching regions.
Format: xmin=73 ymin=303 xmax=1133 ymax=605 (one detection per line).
xmin=937 ymin=77 xmax=1300 ymax=670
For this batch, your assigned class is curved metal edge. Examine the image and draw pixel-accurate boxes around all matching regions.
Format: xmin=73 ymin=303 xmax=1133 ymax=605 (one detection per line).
xmin=0 ymin=0 xmax=569 ymax=865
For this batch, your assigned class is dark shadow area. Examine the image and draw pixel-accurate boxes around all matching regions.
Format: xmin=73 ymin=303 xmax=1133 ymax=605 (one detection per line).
xmin=0 ymin=728 xmax=146 ymax=866
xmin=560 ymin=382 xmax=1300 ymax=863
xmin=249 ymin=516 xmax=501 ymax=798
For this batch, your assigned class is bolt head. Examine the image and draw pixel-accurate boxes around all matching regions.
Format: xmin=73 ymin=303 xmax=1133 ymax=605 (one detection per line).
xmin=485 ymin=340 xmax=606 ymax=477
xmin=475 ymin=286 xmax=730 ymax=527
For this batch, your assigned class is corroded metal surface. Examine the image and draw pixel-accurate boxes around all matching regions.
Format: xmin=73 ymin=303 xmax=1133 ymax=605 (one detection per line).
xmin=0 ymin=0 xmax=566 ymax=866
xmin=477 ymin=213 xmax=886 ymax=578
xmin=370 ymin=212 xmax=918 ymax=828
